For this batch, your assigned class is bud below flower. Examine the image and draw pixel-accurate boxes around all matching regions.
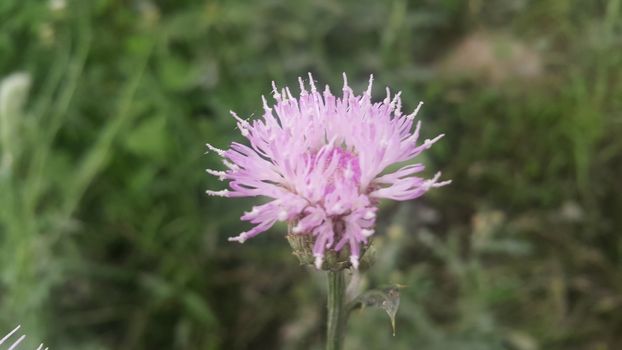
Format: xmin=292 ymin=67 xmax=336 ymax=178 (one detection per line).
xmin=286 ymin=229 xmax=375 ymax=271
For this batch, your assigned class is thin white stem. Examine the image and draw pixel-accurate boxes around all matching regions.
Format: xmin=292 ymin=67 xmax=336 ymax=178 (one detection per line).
xmin=7 ymin=334 xmax=26 ymax=350
xmin=0 ymin=325 xmax=21 ymax=345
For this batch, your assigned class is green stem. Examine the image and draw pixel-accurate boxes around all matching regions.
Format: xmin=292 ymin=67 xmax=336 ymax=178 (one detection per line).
xmin=326 ymin=270 xmax=346 ymax=350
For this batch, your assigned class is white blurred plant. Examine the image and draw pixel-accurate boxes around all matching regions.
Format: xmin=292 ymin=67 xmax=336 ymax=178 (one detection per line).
xmin=0 ymin=72 xmax=31 ymax=173
xmin=0 ymin=326 xmax=47 ymax=350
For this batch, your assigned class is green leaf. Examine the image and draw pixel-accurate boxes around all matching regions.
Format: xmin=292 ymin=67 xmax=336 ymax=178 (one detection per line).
xmin=124 ymin=114 xmax=170 ymax=160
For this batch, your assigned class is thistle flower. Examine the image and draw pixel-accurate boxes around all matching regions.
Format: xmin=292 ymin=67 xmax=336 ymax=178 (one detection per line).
xmin=0 ymin=325 xmax=47 ymax=350
xmin=206 ymin=74 xmax=450 ymax=270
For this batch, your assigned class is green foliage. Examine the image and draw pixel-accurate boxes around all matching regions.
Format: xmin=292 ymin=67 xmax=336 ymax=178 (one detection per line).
xmin=0 ymin=0 xmax=621 ymax=349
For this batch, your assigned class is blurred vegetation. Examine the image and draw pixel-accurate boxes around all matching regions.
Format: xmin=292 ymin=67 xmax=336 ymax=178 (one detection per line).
xmin=0 ymin=0 xmax=621 ymax=349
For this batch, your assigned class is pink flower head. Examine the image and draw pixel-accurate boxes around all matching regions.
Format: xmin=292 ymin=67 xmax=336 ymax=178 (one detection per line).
xmin=206 ymin=73 xmax=450 ymax=269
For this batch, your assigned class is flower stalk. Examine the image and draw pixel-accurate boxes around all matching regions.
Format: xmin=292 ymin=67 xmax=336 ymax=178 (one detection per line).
xmin=326 ymin=270 xmax=346 ymax=350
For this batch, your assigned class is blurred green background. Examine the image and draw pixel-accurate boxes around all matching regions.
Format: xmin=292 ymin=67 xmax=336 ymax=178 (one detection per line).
xmin=1 ymin=0 xmax=621 ymax=349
